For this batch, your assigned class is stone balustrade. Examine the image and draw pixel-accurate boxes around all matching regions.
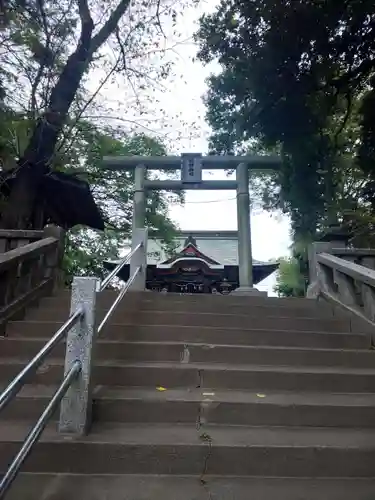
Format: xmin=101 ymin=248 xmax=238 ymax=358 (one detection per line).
xmin=0 ymin=226 xmax=65 ymax=329
xmin=308 ymin=242 xmax=375 ymax=326
xmin=316 ymin=252 xmax=375 ymax=322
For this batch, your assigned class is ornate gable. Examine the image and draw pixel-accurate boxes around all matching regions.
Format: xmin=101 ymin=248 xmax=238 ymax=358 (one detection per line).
xmin=160 ymin=235 xmax=221 ymax=266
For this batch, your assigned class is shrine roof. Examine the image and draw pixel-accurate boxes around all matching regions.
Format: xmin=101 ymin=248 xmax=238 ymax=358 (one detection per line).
xmin=147 ymin=230 xmax=273 ymax=267
xmin=159 ymin=235 xmax=222 ymax=267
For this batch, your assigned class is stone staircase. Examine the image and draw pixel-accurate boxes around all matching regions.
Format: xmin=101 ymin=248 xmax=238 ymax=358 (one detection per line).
xmin=1 ymin=291 xmax=375 ymax=499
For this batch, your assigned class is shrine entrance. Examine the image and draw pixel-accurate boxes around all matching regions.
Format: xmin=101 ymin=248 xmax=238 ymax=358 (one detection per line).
xmin=102 ymin=153 xmax=280 ymax=295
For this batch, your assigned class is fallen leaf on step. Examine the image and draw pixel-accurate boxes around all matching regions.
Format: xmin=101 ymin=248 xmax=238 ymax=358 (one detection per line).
xmin=256 ymin=393 xmax=266 ymax=398
xmin=156 ymin=386 xmax=167 ymax=391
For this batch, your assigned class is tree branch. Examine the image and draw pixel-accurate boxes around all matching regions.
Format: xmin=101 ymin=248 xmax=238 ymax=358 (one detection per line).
xmin=333 ymin=90 xmax=352 ymax=150
xmin=89 ymin=0 xmax=132 ymax=56
xmin=77 ymin=0 xmax=92 ymax=25
xmin=333 ymin=58 xmax=375 ymax=89
xmin=30 ymin=61 xmax=46 ymax=117
xmin=58 ymin=53 xmax=122 ymax=153
xmin=155 ymin=0 xmax=167 ymax=39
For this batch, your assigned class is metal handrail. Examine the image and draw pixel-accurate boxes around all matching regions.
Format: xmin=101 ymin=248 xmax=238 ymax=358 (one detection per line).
xmin=100 ymin=242 xmax=142 ymax=292
xmin=0 ymin=304 xmax=85 ymax=498
xmin=0 ymin=361 xmax=81 ymax=498
xmin=0 ymin=307 xmax=83 ymax=413
xmin=97 ymin=266 xmax=141 ymax=334
xmin=0 ymin=233 xmax=144 ymax=497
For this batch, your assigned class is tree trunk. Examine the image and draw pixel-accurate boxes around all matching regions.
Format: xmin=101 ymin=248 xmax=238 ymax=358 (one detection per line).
xmin=0 ymin=15 xmax=94 ymax=229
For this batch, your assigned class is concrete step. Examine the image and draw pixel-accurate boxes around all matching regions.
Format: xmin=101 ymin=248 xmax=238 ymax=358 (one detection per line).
xmin=6 ymin=321 xmax=371 ymax=349
xmin=1 ymin=360 xmax=375 ymax=392
xmin=24 ymin=308 xmax=352 ymax=333
xmin=25 ymin=304 xmax=338 ymax=323
xmin=1 ymin=422 xmax=375 ymax=476
xmin=43 ymin=290 xmax=332 ymax=310
xmin=3 ymin=385 xmax=375 ymax=428
xmin=32 ymin=298 xmax=337 ymax=319
xmin=6 ymin=474 xmax=375 ymax=500
xmin=1 ymin=337 xmax=374 ymax=367
xmin=91 ymin=387 xmax=375 ymax=428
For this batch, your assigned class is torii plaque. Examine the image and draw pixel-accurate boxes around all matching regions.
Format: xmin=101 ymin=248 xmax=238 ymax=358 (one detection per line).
xmin=181 ymin=153 xmax=202 ymax=184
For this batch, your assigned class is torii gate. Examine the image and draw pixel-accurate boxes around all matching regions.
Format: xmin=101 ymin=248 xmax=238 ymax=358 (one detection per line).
xmin=102 ymin=153 xmax=280 ymax=295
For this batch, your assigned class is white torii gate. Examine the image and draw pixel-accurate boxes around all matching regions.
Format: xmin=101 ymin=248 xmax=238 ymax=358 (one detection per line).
xmin=102 ymin=153 xmax=281 ymax=295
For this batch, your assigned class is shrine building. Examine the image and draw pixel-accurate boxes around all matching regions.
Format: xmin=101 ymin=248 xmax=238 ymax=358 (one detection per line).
xmin=104 ymin=230 xmax=278 ymax=294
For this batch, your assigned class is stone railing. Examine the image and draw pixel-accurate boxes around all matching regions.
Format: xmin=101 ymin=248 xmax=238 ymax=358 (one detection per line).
xmin=0 ymin=229 xmax=45 ymax=253
xmin=308 ymin=242 xmax=375 ymax=326
xmin=0 ymin=226 xmax=65 ymax=329
xmin=316 ymin=253 xmax=375 ymax=322
xmin=330 ymin=248 xmax=375 ymax=269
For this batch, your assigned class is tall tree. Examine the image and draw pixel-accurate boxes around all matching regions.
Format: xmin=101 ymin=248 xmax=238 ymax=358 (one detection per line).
xmin=195 ymin=0 xmax=375 ymax=241
xmin=0 ymin=0 xmax=186 ymax=229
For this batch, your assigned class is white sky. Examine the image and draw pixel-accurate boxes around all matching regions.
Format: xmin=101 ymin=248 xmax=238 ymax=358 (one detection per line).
xmin=93 ymin=0 xmax=292 ymax=294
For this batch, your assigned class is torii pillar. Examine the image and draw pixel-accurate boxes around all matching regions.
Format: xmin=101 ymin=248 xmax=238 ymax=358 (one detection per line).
xmin=234 ymin=163 xmax=261 ymax=295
